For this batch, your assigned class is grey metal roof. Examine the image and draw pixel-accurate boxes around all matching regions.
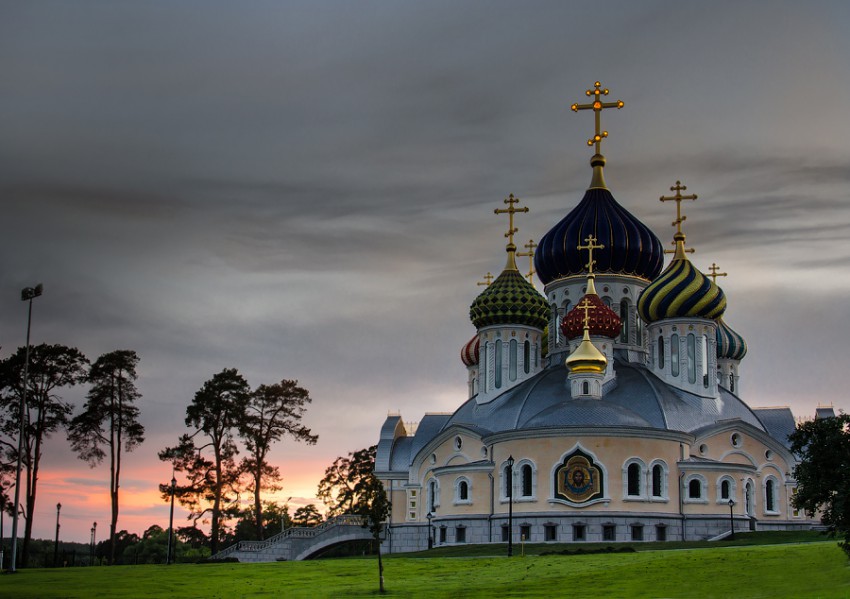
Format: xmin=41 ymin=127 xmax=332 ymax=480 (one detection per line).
xmin=754 ymin=407 xmax=796 ymax=449
xmin=815 ymin=406 xmax=836 ymax=420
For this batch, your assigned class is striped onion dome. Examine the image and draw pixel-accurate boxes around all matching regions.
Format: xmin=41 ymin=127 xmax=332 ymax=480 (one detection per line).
xmin=561 ymin=284 xmax=622 ymax=340
xmin=716 ymin=318 xmax=747 ymax=360
xmin=470 ymin=256 xmax=549 ymax=331
xmin=535 ymin=187 xmax=665 ymax=284
xmin=460 ymin=335 xmax=480 ymax=367
xmin=637 ymin=248 xmax=726 ymax=323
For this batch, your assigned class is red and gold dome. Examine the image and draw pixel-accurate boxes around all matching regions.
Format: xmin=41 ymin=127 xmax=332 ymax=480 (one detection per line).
xmin=561 ymin=291 xmax=622 ymax=340
xmin=460 ymin=335 xmax=480 ymax=367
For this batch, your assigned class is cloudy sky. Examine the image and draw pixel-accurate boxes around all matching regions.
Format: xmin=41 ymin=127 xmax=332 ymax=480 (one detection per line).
xmin=2 ymin=1 xmax=849 ymax=543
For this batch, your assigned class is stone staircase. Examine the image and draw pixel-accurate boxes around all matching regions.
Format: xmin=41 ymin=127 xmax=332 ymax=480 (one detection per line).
xmin=211 ymin=515 xmax=371 ymax=562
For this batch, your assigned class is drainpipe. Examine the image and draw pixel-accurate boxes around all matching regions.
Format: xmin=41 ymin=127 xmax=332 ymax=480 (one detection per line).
xmin=487 ymin=443 xmax=495 ymax=543
xmin=679 ymin=471 xmax=686 ymax=541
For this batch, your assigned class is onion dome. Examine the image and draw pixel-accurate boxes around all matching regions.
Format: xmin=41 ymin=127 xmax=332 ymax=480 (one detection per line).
xmin=534 ymin=185 xmax=665 ymax=285
xmin=469 ymin=252 xmax=549 ymax=330
xmin=561 ymin=278 xmax=622 ymax=339
xmin=637 ymin=238 xmax=726 ymax=323
xmin=460 ymin=335 xmax=480 ymax=367
xmin=716 ymin=318 xmax=747 ymax=360
xmin=565 ymin=328 xmax=607 ymax=374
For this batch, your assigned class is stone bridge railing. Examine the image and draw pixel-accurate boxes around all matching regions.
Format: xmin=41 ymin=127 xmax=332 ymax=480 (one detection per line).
xmin=212 ymin=514 xmax=368 ymax=562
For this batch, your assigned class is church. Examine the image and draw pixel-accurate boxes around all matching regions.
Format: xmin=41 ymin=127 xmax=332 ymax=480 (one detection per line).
xmin=374 ymin=82 xmax=823 ymax=553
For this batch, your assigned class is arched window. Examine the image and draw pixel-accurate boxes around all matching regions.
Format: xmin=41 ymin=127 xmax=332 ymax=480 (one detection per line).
xmin=494 ymin=340 xmax=503 ymax=389
xmin=427 ymin=479 xmax=440 ymax=511
xmin=503 ymin=464 xmax=512 ymax=498
xmin=521 ymin=464 xmax=533 ymax=497
xmin=651 ymin=464 xmax=664 ymax=498
xmin=627 ymin=463 xmax=641 ymax=496
xmin=523 ymin=340 xmax=530 ymax=374
xmin=658 ymin=336 xmax=665 ymax=368
xmin=483 ymin=342 xmax=489 ymax=391
xmin=582 ymin=381 xmax=589 ymax=395
xmin=689 ymin=479 xmax=702 ymax=499
xmin=687 ymin=334 xmax=697 ymax=384
xmin=721 ymin=479 xmax=730 ymax=500
xmin=730 ymin=373 xmax=735 ymax=393
xmin=716 ymin=476 xmax=736 ymax=504
xmin=671 ymin=334 xmax=680 ymax=377
xmin=765 ymin=478 xmax=777 ymax=512
xmin=455 ymin=478 xmax=470 ymax=504
xmin=702 ymin=334 xmax=710 ymax=388
xmin=620 ymin=299 xmax=629 ymax=343
xmin=509 ymin=339 xmax=518 ymax=382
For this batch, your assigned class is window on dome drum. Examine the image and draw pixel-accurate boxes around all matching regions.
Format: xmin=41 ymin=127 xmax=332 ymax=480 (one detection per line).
xmin=766 ymin=479 xmax=776 ymax=512
xmin=573 ymin=524 xmax=586 ymax=541
xmin=439 ymin=527 xmax=446 ymax=543
xmin=631 ymin=524 xmax=644 ymax=541
xmin=582 ymin=381 xmax=589 ymax=395
xmin=524 ymin=340 xmax=530 ymax=374
xmin=688 ymin=479 xmax=702 ymax=499
xmin=521 ymin=464 xmax=533 ymax=497
xmin=652 ymin=464 xmax=664 ymax=497
xmin=671 ymin=334 xmax=680 ymax=377
xmin=544 ymin=525 xmax=557 ymax=541
xmin=702 ymin=334 xmax=709 ymax=388
xmin=687 ymin=334 xmax=697 ymax=384
xmin=721 ymin=479 xmax=730 ymax=500
xmin=509 ymin=339 xmax=517 ymax=382
xmin=620 ymin=299 xmax=629 ymax=343
xmin=602 ymin=525 xmax=616 ymax=541
xmin=520 ymin=525 xmax=531 ymax=541
xmin=455 ymin=527 xmax=465 ymax=543
xmin=658 ymin=336 xmax=665 ymax=368
xmin=501 ymin=525 xmax=510 ymax=542
xmin=483 ymin=342 xmax=489 ymax=389
xmin=627 ymin=463 xmax=641 ymax=496
xmin=730 ymin=373 xmax=735 ymax=392
xmin=656 ymin=525 xmax=667 ymax=541
xmin=495 ymin=340 xmax=503 ymax=389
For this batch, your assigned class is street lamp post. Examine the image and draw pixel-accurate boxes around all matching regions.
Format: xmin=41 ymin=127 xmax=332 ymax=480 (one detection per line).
xmin=507 ymin=455 xmax=514 ymax=558
xmin=167 ymin=475 xmax=176 ymax=565
xmin=9 ymin=283 xmax=43 ymax=573
xmin=426 ymin=512 xmax=433 ymax=550
xmin=728 ymin=498 xmax=735 ymax=540
xmin=53 ymin=503 xmax=61 ymax=567
xmin=90 ymin=522 xmax=97 ymax=565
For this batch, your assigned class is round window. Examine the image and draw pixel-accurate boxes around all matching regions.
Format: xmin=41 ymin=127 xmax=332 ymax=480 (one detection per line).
xmin=731 ymin=433 xmax=741 ymax=447
xmin=699 ymin=444 xmax=708 ymax=455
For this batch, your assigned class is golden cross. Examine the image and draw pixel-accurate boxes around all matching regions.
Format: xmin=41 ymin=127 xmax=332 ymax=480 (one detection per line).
xmin=494 ymin=193 xmax=528 ymax=248
xmin=516 ymin=239 xmax=537 ymax=283
xmin=664 ymin=244 xmax=695 ymax=255
xmin=571 ymin=81 xmax=625 ymax=154
xmin=577 ymin=234 xmax=605 ymax=274
xmin=477 ymin=272 xmax=494 ymax=287
xmin=576 ymin=297 xmax=596 ymax=330
xmin=660 ymin=181 xmax=698 ymax=237
xmin=707 ymin=263 xmax=727 ymax=285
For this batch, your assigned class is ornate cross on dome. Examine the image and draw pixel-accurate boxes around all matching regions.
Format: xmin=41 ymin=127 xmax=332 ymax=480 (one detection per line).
xmin=571 ymin=81 xmax=625 ymax=155
xmin=708 ymin=263 xmax=727 ymax=285
xmin=517 ymin=239 xmax=537 ymax=283
xmin=577 ymin=234 xmax=605 ymax=274
xmin=660 ymin=181 xmax=697 ymax=255
xmin=576 ymin=297 xmax=597 ymax=330
xmin=477 ymin=272 xmax=494 ymax=287
xmin=494 ymin=193 xmax=529 ymax=249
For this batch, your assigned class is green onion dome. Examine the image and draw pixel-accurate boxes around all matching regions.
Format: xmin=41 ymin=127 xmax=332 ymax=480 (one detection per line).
xmin=470 ymin=253 xmax=549 ymax=331
xmin=637 ymin=244 xmax=726 ymax=323
xmin=716 ymin=317 xmax=747 ymax=360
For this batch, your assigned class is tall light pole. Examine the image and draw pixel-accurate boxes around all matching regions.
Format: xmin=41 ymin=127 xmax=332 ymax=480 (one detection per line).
xmin=167 ymin=475 xmax=176 ymax=565
xmin=90 ymin=522 xmax=97 ymax=565
xmin=53 ymin=503 xmax=61 ymax=567
xmin=426 ymin=512 xmax=433 ymax=550
xmin=728 ymin=498 xmax=735 ymax=540
xmin=9 ymin=283 xmax=43 ymax=573
xmin=507 ymin=455 xmax=514 ymax=558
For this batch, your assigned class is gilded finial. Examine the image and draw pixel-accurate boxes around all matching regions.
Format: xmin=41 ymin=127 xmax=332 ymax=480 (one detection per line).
xmin=571 ymin=81 xmax=625 ymax=189
xmin=660 ymin=181 xmax=698 ymax=259
xmin=494 ymin=193 xmax=529 ymax=270
xmin=576 ymin=297 xmax=597 ymax=330
xmin=565 ymin=296 xmax=608 ymax=375
xmin=477 ymin=272 xmax=494 ymax=287
xmin=516 ymin=239 xmax=537 ymax=284
xmin=707 ymin=263 xmax=727 ymax=285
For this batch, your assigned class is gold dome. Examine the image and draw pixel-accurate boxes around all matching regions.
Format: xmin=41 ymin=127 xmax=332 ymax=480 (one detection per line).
xmin=565 ymin=328 xmax=607 ymax=375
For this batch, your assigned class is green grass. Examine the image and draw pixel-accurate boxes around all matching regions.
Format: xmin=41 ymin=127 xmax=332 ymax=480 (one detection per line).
xmin=3 ymin=538 xmax=849 ymax=598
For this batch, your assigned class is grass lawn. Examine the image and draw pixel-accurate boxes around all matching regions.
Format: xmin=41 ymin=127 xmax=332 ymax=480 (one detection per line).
xmin=2 ymin=538 xmax=849 ymax=598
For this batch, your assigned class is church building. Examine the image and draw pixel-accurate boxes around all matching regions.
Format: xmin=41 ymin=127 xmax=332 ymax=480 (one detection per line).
xmin=374 ymin=82 xmax=822 ymax=553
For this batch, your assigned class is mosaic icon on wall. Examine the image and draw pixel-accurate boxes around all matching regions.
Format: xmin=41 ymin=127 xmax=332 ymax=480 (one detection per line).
xmin=554 ymin=448 xmax=604 ymax=503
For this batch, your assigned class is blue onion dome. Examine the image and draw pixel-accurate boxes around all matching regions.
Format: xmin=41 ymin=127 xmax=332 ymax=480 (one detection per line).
xmin=470 ymin=250 xmax=549 ymax=330
xmin=637 ymin=240 xmax=727 ymax=323
xmin=716 ymin=317 xmax=747 ymax=360
xmin=535 ymin=186 xmax=665 ymax=285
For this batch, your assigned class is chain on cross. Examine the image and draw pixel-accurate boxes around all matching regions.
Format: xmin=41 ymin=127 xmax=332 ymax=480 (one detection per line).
xmin=577 ymin=234 xmax=605 ymax=274
xmin=571 ymin=81 xmax=625 ymax=155
xmin=516 ymin=239 xmax=537 ymax=283
xmin=707 ymin=263 xmax=727 ymax=285
xmin=494 ymin=193 xmax=529 ymax=249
